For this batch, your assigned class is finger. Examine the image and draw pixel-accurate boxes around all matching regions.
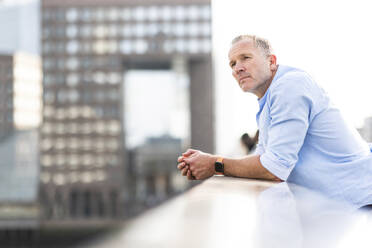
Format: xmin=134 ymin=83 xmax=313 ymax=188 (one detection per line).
xmin=187 ymin=170 xmax=193 ymax=180
xmin=177 ymin=156 xmax=185 ymax=162
xmin=182 ymin=167 xmax=189 ymax=176
xmin=177 ymin=162 xmax=186 ymax=170
xmin=182 ymin=149 xmax=197 ymax=157
xmin=183 ymin=157 xmax=192 ymax=165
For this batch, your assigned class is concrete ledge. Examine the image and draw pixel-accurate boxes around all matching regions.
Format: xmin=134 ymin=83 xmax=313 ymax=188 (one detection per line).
xmin=79 ymin=176 xmax=372 ymax=248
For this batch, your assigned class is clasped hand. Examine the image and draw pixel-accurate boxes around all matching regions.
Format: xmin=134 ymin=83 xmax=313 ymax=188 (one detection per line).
xmin=177 ymin=149 xmax=216 ymax=180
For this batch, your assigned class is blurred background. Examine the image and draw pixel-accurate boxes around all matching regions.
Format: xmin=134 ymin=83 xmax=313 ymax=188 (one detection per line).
xmin=1 ymin=0 xmax=372 ymax=246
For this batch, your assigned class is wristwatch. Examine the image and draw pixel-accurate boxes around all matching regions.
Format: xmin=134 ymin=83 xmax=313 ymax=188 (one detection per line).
xmin=214 ymin=157 xmax=224 ymax=175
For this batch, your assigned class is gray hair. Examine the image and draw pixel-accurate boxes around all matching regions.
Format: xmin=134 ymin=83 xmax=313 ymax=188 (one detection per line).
xmin=231 ymin=35 xmax=273 ymax=56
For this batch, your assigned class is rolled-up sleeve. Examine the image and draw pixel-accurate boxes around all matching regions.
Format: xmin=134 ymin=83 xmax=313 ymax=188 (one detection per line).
xmin=260 ymin=75 xmax=314 ymax=181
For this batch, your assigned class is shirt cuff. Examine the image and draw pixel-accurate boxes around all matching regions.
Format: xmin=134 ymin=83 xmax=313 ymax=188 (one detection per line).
xmin=260 ymin=152 xmax=294 ymax=181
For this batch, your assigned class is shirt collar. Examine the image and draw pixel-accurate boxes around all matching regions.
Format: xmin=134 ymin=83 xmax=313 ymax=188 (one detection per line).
xmin=256 ymin=65 xmax=290 ymax=125
xmin=257 ymin=65 xmax=282 ymax=107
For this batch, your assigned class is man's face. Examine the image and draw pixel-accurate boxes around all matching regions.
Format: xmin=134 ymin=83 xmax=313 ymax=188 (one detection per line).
xmin=228 ymin=39 xmax=276 ymax=98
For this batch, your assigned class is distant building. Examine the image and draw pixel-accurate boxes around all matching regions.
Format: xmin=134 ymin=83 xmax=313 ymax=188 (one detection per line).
xmin=0 ymin=1 xmax=42 ymax=236
xmin=0 ymin=52 xmax=42 ymax=140
xmin=129 ymin=135 xmax=187 ymax=213
xmin=0 ymin=52 xmax=41 ymax=232
xmin=39 ymin=0 xmax=213 ymax=224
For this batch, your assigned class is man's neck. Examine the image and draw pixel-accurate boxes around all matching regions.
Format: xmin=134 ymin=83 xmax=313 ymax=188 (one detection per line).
xmin=256 ymin=66 xmax=278 ymax=99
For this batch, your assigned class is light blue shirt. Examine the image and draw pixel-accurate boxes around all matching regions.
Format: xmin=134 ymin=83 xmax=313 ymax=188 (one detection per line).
xmin=256 ymin=65 xmax=372 ymax=207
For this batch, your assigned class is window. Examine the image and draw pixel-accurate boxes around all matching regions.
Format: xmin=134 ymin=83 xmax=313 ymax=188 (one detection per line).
xmin=109 ymin=120 xmax=121 ymax=134
xmin=148 ymin=6 xmax=159 ymax=21
xmin=95 ymin=170 xmax=107 ymax=181
xmin=81 ymin=172 xmax=93 ymax=183
xmin=108 ymin=25 xmax=119 ymax=37
xmin=176 ymin=39 xmax=186 ymax=52
xmin=202 ymin=39 xmax=211 ymax=53
xmin=69 ymin=154 xmax=80 ymax=167
xmin=81 ymin=122 xmax=92 ymax=134
xmin=122 ymin=8 xmax=131 ymax=20
xmin=161 ymin=23 xmax=171 ymax=35
xmin=82 ymin=139 xmax=92 ymax=151
xmin=69 ymin=172 xmax=79 ymax=183
xmin=66 ymin=57 xmax=79 ymax=70
xmin=67 ymin=73 xmax=79 ymax=87
xmin=135 ymin=23 xmax=145 ymax=37
xmin=188 ymin=23 xmax=200 ymax=36
xmin=41 ymin=138 xmax=53 ymax=151
xmin=175 ymin=23 xmax=186 ymax=36
xmin=82 ymin=153 xmax=94 ymax=166
xmin=108 ymin=72 xmax=121 ymax=85
xmin=147 ymin=23 xmax=159 ymax=36
xmin=41 ymin=154 xmax=53 ymax=167
xmin=188 ymin=39 xmax=200 ymax=53
xmin=175 ymin=6 xmax=186 ymax=20
xmin=122 ymin=25 xmax=133 ymax=37
xmin=133 ymin=7 xmax=146 ymax=21
xmin=188 ymin=5 xmax=199 ymax=20
xmin=120 ymin=40 xmax=132 ymax=54
xmin=94 ymin=139 xmax=105 ymax=152
xmin=95 ymin=121 xmax=106 ymax=134
xmin=43 ymin=59 xmax=53 ymax=71
xmin=96 ymin=156 xmax=105 ymax=167
xmin=56 ymin=124 xmax=66 ymax=135
xmin=134 ymin=40 xmax=148 ymax=54
xmin=44 ymin=90 xmax=55 ymax=104
xmin=66 ymin=25 xmax=78 ymax=38
xmin=93 ymin=71 xmax=106 ymax=84
xmin=163 ymin=40 xmax=175 ymax=53
xmin=161 ymin=6 xmax=172 ymax=21
xmin=66 ymin=8 xmax=78 ymax=22
xmin=67 ymin=40 xmax=79 ymax=54
xmin=53 ymin=174 xmax=66 ymax=185
xmin=42 ymin=27 xmax=51 ymax=39
xmin=42 ymin=122 xmax=53 ymax=134
xmin=67 ymin=123 xmax=78 ymax=134
xmin=56 ymin=153 xmax=66 ymax=166
xmin=202 ymin=22 xmax=211 ymax=36
xmin=68 ymin=106 xmax=79 ymax=119
xmin=81 ymin=106 xmax=94 ymax=118
xmin=94 ymin=25 xmax=108 ymax=38
xmin=81 ymin=25 xmax=92 ymax=37
xmin=81 ymin=9 xmax=92 ymax=22
xmin=40 ymin=172 xmax=51 ymax=183
xmin=108 ymin=8 xmax=119 ymax=21
xmin=201 ymin=5 xmax=211 ymax=20
xmin=95 ymin=8 xmax=105 ymax=21
xmin=56 ymin=108 xmax=66 ymax=120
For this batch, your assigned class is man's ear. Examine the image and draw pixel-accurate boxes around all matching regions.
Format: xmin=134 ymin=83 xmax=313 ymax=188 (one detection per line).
xmin=269 ymin=54 xmax=277 ymax=70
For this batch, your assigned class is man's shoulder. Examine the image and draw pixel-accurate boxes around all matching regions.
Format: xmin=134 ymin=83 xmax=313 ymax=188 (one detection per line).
xmin=275 ymin=65 xmax=312 ymax=83
xmin=271 ymin=65 xmax=317 ymax=93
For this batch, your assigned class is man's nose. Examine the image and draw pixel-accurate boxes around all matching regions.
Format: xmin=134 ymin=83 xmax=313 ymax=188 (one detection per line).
xmin=234 ymin=62 xmax=245 ymax=74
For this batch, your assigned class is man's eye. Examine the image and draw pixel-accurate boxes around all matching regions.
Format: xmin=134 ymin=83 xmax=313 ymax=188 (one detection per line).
xmin=230 ymin=62 xmax=236 ymax=68
xmin=244 ymin=56 xmax=251 ymax=59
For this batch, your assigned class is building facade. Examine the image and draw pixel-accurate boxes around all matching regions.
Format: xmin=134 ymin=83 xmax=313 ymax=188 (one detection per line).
xmin=40 ymin=0 xmax=213 ymax=223
xmin=0 ymin=53 xmax=42 ymax=140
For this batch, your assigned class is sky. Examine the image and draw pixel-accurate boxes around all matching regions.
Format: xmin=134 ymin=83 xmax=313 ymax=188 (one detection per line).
xmin=212 ymin=0 xmax=372 ymax=154
xmin=125 ymin=70 xmax=189 ymax=149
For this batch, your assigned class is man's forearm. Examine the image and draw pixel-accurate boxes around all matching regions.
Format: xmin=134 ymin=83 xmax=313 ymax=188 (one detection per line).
xmin=223 ymin=154 xmax=282 ymax=181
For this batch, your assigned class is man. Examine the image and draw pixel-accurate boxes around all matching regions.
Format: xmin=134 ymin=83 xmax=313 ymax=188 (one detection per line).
xmin=177 ymin=35 xmax=372 ymax=207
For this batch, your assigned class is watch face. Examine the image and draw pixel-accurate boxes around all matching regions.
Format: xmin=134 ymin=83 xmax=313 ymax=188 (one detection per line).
xmin=215 ymin=162 xmax=224 ymax=173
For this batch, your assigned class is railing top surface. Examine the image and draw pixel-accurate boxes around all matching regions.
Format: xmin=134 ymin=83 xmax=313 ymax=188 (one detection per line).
xmin=83 ymin=176 xmax=372 ymax=248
